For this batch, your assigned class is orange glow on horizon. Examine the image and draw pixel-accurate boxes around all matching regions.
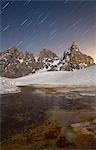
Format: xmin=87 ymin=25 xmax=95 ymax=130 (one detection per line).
xmin=94 ymin=58 xmax=96 ymax=64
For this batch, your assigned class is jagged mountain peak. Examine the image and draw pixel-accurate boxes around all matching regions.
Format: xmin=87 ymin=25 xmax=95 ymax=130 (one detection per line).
xmin=62 ymin=41 xmax=94 ymax=70
xmin=70 ymin=41 xmax=79 ymax=52
xmin=38 ymin=48 xmax=58 ymax=62
xmin=0 ymin=43 xmax=95 ymax=78
xmin=6 ymin=47 xmax=19 ymax=54
xmin=0 ymin=48 xmax=36 ymax=78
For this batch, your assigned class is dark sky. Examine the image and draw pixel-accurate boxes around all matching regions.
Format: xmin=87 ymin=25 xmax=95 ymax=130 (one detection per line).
xmin=0 ymin=0 xmax=96 ymax=61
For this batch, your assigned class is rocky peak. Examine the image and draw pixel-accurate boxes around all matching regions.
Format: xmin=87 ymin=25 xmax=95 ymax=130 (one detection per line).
xmin=0 ymin=43 xmax=95 ymax=77
xmin=25 ymin=51 xmax=35 ymax=62
xmin=70 ymin=41 xmax=79 ymax=52
xmin=38 ymin=48 xmax=57 ymax=62
xmin=63 ymin=41 xmax=94 ymax=70
xmin=7 ymin=47 xmax=18 ymax=53
xmin=0 ymin=48 xmax=36 ymax=78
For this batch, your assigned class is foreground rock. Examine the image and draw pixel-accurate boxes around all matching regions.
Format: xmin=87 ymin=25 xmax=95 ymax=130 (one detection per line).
xmin=71 ymin=119 xmax=96 ymax=137
xmin=71 ymin=119 xmax=96 ymax=149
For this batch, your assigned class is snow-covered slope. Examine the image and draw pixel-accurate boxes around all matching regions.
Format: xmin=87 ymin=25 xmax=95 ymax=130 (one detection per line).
xmin=0 ymin=77 xmax=20 ymax=94
xmin=14 ymin=65 xmax=96 ymax=86
xmin=0 ymin=65 xmax=96 ymax=94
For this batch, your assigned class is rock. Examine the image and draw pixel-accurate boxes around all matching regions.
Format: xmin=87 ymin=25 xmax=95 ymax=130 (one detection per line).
xmin=0 ymin=42 xmax=95 ymax=77
xmin=71 ymin=119 xmax=96 ymax=138
xmin=56 ymin=136 xmax=75 ymax=148
xmin=38 ymin=48 xmax=57 ymax=62
xmin=70 ymin=41 xmax=79 ymax=51
xmin=0 ymin=48 xmax=36 ymax=78
xmin=39 ymin=42 xmax=94 ymax=72
xmin=62 ymin=41 xmax=94 ymax=70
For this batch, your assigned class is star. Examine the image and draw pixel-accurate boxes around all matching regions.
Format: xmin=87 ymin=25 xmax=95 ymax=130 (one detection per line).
xmin=2 ymin=25 xmax=10 ymax=32
xmin=21 ymin=19 xmax=28 ymax=26
xmin=2 ymin=2 xmax=10 ymax=10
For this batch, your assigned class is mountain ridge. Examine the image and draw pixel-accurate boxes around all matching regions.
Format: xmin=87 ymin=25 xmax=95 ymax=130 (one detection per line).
xmin=0 ymin=41 xmax=95 ymax=78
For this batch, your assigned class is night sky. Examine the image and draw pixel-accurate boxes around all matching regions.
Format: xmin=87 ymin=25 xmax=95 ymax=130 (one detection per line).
xmin=0 ymin=0 xmax=96 ymax=61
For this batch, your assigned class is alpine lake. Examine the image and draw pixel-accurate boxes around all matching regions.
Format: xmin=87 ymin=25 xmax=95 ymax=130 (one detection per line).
xmin=0 ymin=86 xmax=96 ymax=150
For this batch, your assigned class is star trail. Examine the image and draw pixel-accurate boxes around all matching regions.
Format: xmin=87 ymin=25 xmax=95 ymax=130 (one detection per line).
xmin=0 ymin=0 xmax=96 ymax=61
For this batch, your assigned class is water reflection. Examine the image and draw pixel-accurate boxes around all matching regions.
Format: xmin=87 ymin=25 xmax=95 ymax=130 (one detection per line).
xmin=1 ymin=86 xmax=96 ymax=149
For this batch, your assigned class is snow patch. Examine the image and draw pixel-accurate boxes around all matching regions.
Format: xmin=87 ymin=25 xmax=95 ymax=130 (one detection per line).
xmin=14 ymin=65 xmax=96 ymax=86
xmin=0 ymin=77 xmax=20 ymax=94
xmin=0 ymin=65 xmax=96 ymax=94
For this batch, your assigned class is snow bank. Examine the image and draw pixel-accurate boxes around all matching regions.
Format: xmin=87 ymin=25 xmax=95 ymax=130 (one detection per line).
xmin=14 ymin=65 xmax=96 ymax=86
xmin=0 ymin=77 xmax=20 ymax=94
xmin=0 ymin=65 xmax=96 ymax=94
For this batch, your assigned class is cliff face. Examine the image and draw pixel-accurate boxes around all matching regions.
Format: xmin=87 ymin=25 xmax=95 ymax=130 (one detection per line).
xmin=0 ymin=42 xmax=95 ymax=78
xmin=38 ymin=49 xmax=57 ymax=62
xmin=0 ymin=48 xmax=36 ymax=78
xmin=62 ymin=41 xmax=94 ymax=71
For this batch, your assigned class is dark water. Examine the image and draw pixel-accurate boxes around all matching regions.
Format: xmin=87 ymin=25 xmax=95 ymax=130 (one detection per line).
xmin=0 ymin=86 xmax=96 ymax=149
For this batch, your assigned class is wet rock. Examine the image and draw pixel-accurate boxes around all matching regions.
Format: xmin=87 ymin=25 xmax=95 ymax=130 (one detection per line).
xmin=44 ymin=126 xmax=61 ymax=139
xmin=56 ymin=136 xmax=75 ymax=148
